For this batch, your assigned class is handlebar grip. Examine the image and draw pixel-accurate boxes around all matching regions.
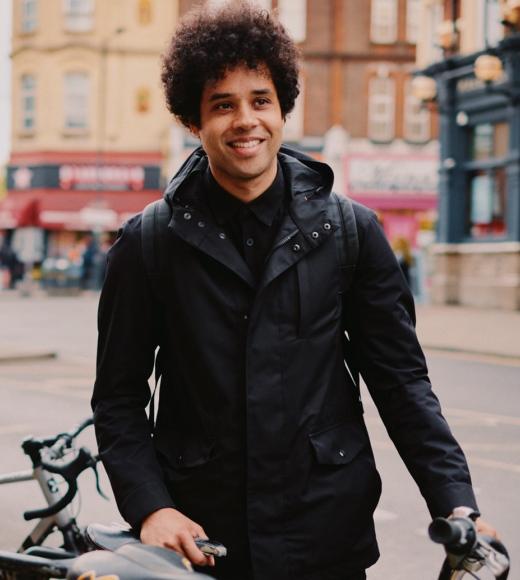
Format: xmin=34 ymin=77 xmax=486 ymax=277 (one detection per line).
xmin=429 ymin=517 xmax=477 ymax=554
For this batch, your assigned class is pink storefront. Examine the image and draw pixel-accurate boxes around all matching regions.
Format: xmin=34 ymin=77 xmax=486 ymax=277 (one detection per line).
xmin=344 ymin=152 xmax=438 ymax=247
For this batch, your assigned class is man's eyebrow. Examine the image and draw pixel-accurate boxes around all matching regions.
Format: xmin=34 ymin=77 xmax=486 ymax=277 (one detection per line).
xmin=208 ymin=88 xmax=274 ymax=102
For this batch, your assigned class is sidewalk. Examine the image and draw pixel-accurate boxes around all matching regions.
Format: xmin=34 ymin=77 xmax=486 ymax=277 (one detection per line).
xmin=0 ymin=291 xmax=519 ymax=363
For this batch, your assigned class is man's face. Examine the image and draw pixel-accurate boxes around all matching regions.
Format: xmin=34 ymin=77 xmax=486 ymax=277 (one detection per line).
xmin=193 ymin=64 xmax=284 ymax=198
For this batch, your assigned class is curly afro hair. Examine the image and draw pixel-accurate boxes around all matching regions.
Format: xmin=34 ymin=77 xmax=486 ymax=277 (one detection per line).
xmin=161 ymin=1 xmax=300 ymax=129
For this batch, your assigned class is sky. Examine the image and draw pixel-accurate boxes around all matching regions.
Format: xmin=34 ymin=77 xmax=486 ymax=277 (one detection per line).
xmin=0 ymin=0 xmax=12 ymax=166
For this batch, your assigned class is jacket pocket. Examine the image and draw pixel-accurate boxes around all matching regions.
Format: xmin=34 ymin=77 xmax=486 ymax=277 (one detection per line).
xmin=154 ymin=436 xmax=216 ymax=470
xmin=309 ymin=419 xmax=369 ymax=465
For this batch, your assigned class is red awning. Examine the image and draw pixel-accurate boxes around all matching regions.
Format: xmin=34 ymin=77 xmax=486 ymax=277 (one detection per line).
xmin=348 ymin=193 xmax=437 ymax=211
xmin=1 ymin=190 xmax=162 ymax=231
xmin=0 ymin=195 xmax=40 ymax=229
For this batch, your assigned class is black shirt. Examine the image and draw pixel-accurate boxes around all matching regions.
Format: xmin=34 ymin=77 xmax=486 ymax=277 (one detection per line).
xmin=204 ymin=164 xmax=286 ymax=282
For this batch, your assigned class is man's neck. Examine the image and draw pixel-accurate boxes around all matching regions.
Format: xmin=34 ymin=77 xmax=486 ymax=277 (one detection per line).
xmin=208 ymin=162 xmax=278 ymax=203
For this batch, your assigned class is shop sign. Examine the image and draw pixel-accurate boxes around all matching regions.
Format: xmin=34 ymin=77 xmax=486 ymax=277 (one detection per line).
xmin=59 ymin=165 xmax=145 ymax=191
xmin=345 ymin=154 xmax=438 ymax=196
xmin=7 ymin=164 xmax=161 ymax=191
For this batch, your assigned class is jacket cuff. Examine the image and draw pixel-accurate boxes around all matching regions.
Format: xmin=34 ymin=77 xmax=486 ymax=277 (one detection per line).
xmin=120 ymin=481 xmax=175 ymax=531
xmin=422 ymin=482 xmax=479 ymax=518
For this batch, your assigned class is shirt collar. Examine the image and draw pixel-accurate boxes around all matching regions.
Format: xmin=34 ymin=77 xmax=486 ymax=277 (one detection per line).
xmin=205 ymin=162 xmax=285 ymax=226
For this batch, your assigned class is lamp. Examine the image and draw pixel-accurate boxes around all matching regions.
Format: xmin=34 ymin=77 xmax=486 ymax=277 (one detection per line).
xmin=502 ymin=0 xmax=520 ymax=26
xmin=473 ymin=53 xmax=520 ymax=104
xmin=411 ymin=75 xmax=437 ymax=102
xmin=474 ymin=54 xmax=504 ymax=83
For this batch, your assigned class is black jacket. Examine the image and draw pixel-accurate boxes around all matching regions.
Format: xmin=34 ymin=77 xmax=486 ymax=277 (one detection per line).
xmin=92 ymin=147 xmax=478 ymax=580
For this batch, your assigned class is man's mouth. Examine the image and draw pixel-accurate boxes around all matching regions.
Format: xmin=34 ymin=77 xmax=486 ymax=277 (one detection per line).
xmin=228 ymin=138 xmax=264 ymax=149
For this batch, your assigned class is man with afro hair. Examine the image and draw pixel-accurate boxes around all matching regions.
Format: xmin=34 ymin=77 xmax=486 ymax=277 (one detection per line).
xmin=92 ymin=2 xmax=496 ymax=579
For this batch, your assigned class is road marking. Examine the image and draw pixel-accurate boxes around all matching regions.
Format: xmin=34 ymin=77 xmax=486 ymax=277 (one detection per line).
xmin=426 ymin=349 xmax=520 ymax=367
xmin=446 ymin=408 xmax=520 ymax=427
xmin=374 ymin=508 xmax=398 ymax=522
xmin=470 ymin=456 xmax=520 ymax=474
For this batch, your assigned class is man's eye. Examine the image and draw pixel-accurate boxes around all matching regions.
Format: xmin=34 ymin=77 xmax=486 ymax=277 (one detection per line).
xmin=215 ymin=102 xmax=232 ymax=111
xmin=255 ymin=98 xmax=270 ymax=106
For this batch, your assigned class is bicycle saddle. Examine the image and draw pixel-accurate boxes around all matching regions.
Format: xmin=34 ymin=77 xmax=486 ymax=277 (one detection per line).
xmin=66 ymin=542 xmax=210 ymax=579
xmin=86 ymin=523 xmax=139 ymax=552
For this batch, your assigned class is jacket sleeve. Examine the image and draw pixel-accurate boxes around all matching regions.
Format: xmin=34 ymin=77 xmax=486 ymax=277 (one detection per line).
xmin=343 ymin=205 xmax=479 ymax=518
xmin=91 ymin=215 xmax=175 ymax=530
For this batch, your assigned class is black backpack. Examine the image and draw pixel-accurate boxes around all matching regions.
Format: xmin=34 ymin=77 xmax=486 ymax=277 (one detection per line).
xmin=140 ymin=192 xmax=361 ymax=426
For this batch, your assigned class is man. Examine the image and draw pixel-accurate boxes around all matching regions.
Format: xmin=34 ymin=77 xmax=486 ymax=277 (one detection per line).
xmin=92 ymin=3 xmax=496 ymax=580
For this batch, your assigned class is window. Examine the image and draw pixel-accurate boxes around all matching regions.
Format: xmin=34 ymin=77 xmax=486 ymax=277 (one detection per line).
xmin=466 ymin=122 xmax=509 ymax=238
xmin=421 ymin=1 xmax=443 ymax=64
xmin=21 ymin=74 xmax=36 ymax=131
xmin=370 ymin=0 xmax=398 ymax=44
xmin=63 ymin=0 xmax=94 ymax=32
xmin=368 ymin=74 xmax=395 ymax=142
xmin=473 ymin=0 xmax=503 ymax=50
xmin=406 ymin=0 xmax=421 ymax=44
xmin=21 ymin=0 xmax=37 ymax=33
xmin=278 ymin=0 xmax=306 ymax=43
xmin=64 ymin=72 xmax=89 ymax=130
xmin=403 ymin=79 xmax=430 ymax=143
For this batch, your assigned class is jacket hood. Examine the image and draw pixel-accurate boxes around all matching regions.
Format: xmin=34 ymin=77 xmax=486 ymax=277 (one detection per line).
xmin=163 ymin=145 xmax=335 ymax=205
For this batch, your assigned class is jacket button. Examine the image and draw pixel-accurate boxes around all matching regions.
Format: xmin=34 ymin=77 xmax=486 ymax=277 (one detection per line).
xmin=323 ymin=222 xmax=331 ymax=230
xmin=218 ymin=232 xmax=226 ymax=240
xmin=246 ymin=238 xmax=254 ymax=247
xmin=311 ymin=231 xmax=319 ymax=239
xmin=292 ymin=243 xmax=301 ymax=252
xmin=198 ymin=220 xmax=206 ymax=228
xmin=183 ymin=212 xmax=192 ymax=220
xmin=338 ymin=449 xmax=345 ymax=457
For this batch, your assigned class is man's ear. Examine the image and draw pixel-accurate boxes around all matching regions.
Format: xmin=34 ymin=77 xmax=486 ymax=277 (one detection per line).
xmin=188 ymin=123 xmax=200 ymax=138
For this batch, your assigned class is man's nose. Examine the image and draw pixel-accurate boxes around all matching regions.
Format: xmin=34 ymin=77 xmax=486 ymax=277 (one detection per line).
xmin=232 ymin=104 xmax=258 ymax=130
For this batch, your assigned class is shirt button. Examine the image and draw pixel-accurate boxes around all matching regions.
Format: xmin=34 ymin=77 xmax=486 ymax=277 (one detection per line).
xmin=323 ymin=222 xmax=331 ymax=230
xmin=198 ymin=220 xmax=206 ymax=228
xmin=311 ymin=231 xmax=319 ymax=239
xmin=218 ymin=232 xmax=226 ymax=240
xmin=246 ymin=238 xmax=254 ymax=247
xmin=183 ymin=212 xmax=192 ymax=220
xmin=292 ymin=243 xmax=301 ymax=252
xmin=177 ymin=455 xmax=183 ymax=463
xmin=243 ymin=314 xmax=248 ymax=320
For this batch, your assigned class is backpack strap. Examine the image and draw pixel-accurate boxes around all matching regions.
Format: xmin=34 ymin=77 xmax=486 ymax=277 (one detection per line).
xmin=331 ymin=192 xmax=359 ymax=293
xmin=330 ymin=193 xmax=363 ymax=411
xmin=141 ymin=198 xmax=172 ymax=433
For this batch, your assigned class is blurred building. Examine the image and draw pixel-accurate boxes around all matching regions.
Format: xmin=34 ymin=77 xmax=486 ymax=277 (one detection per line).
xmin=0 ymin=0 xmax=177 ymax=259
xmin=413 ymin=0 xmax=520 ymax=309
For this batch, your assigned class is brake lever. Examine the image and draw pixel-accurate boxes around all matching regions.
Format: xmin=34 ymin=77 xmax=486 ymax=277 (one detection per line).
xmin=90 ymin=459 xmax=109 ymax=501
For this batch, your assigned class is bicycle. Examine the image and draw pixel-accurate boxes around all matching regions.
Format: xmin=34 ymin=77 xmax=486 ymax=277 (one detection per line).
xmin=0 ymin=418 xmax=221 ymax=579
xmin=0 ymin=418 xmax=510 ymax=579
xmin=429 ymin=514 xmax=510 ymax=579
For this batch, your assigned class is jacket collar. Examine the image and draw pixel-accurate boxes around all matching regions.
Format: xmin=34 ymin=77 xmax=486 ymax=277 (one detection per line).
xmin=163 ymin=146 xmax=336 ymax=290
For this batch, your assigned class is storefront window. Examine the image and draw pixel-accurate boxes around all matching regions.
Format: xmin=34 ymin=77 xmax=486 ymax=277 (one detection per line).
xmin=466 ymin=121 xmax=509 ymax=239
xmin=471 ymin=122 xmax=509 ymax=161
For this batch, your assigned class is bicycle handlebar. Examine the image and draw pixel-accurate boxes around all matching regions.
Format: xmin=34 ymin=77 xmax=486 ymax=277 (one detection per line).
xmin=23 ymin=447 xmax=96 ymax=521
xmin=430 ymin=516 xmax=510 ymax=579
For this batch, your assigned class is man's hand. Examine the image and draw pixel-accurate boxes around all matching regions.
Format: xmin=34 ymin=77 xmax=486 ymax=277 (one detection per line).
xmin=475 ymin=517 xmax=499 ymax=539
xmin=140 ymin=507 xmax=215 ymax=567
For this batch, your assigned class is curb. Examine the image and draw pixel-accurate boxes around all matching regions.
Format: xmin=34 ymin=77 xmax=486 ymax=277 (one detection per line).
xmin=423 ymin=344 xmax=520 ymax=364
xmin=0 ymin=351 xmax=58 ymax=364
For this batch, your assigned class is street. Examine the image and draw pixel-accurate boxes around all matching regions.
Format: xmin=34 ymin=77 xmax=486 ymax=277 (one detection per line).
xmin=0 ymin=293 xmax=518 ymax=579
